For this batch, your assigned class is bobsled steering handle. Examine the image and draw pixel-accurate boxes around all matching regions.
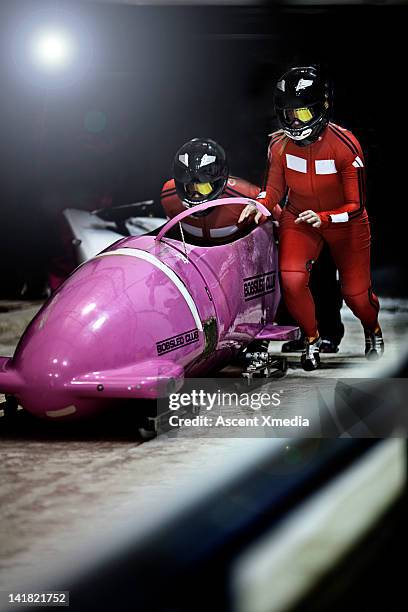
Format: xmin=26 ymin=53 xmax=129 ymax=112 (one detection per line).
xmin=155 ymin=197 xmax=270 ymax=242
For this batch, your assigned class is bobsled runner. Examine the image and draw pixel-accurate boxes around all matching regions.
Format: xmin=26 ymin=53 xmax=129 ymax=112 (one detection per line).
xmin=0 ymin=198 xmax=298 ymax=429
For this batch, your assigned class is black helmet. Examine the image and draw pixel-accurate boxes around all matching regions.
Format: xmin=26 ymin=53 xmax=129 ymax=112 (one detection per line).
xmin=273 ymin=66 xmax=331 ymax=146
xmin=173 ymin=138 xmax=229 ymax=207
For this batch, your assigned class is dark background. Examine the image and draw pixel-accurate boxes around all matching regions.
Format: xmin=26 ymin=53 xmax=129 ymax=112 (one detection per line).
xmin=0 ymin=1 xmax=405 ymax=296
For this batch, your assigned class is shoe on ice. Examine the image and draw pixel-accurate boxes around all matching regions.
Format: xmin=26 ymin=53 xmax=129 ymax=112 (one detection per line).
xmin=301 ymin=336 xmax=322 ymax=371
xmin=319 ymin=339 xmax=339 ymax=354
xmin=364 ymin=327 xmax=384 ymax=360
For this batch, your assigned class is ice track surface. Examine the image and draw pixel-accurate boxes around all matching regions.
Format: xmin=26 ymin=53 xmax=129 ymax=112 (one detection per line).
xmin=0 ymin=298 xmax=407 ymax=590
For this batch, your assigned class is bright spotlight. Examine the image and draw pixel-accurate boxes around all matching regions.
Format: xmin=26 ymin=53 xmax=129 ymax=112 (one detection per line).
xmin=31 ymin=29 xmax=75 ymax=71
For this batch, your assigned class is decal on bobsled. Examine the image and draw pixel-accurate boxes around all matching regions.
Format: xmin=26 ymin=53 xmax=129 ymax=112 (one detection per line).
xmin=243 ymin=271 xmax=276 ymax=301
xmin=156 ymin=329 xmax=200 ymax=356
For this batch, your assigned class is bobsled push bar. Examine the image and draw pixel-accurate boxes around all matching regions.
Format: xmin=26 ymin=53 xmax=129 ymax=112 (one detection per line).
xmin=155 ymin=197 xmax=270 ymax=242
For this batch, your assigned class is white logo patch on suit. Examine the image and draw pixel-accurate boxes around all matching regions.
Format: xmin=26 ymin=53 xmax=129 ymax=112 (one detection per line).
xmin=352 ymin=156 xmax=364 ymax=168
xmin=315 ymin=159 xmax=337 ymax=175
xmin=285 ymin=154 xmax=307 ymax=173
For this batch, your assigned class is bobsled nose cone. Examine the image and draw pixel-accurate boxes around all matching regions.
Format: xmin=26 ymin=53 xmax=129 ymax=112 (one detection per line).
xmin=8 ymin=341 xmax=111 ymax=419
xmin=2 ymin=242 xmax=206 ymax=418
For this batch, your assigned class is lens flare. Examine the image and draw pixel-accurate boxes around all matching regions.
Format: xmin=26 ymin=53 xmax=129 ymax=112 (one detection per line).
xmin=31 ymin=29 xmax=75 ymax=71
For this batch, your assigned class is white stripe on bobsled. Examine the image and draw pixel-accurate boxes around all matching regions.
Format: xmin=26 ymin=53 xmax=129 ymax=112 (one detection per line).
xmin=94 ymin=248 xmax=203 ymax=331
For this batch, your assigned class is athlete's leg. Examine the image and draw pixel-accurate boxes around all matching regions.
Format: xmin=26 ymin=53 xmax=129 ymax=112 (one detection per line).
xmin=279 ymin=211 xmax=324 ymax=338
xmin=278 ymin=244 xmax=343 ymax=352
xmin=324 ymin=212 xmax=380 ymax=331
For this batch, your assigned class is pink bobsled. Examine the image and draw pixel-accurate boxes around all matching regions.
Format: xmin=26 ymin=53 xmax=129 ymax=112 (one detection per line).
xmin=0 ymin=198 xmax=298 ymax=422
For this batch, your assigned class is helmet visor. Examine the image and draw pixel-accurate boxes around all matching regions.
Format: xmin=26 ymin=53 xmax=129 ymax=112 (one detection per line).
xmin=283 ymin=106 xmax=315 ymax=125
xmin=186 ymin=182 xmax=214 ymax=200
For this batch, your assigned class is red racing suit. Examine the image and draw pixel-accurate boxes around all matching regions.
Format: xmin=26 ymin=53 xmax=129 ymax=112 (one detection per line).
xmin=161 ymin=177 xmax=279 ymax=244
xmin=258 ymin=122 xmax=379 ymax=337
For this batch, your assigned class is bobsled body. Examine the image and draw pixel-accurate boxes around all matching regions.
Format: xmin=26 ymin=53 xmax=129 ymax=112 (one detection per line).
xmin=0 ymin=199 xmax=295 ymax=420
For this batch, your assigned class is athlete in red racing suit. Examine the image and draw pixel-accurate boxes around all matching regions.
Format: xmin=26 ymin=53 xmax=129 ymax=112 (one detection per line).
xmin=162 ymin=137 xmax=280 ymax=244
xmin=240 ymin=66 xmax=383 ymax=369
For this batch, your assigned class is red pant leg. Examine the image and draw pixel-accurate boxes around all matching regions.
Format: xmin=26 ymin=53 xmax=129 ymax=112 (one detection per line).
xmin=279 ymin=210 xmax=324 ymax=337
xmin=323 ymin=211 xmax=379 ymax=331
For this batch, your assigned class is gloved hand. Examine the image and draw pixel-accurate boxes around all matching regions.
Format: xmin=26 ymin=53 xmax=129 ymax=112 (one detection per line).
xmin=294 ymin=209 xmax=323 ymax=228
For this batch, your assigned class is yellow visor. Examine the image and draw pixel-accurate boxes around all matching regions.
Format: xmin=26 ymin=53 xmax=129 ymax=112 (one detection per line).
xmin=293 ymin=107 xmax=313 ymax=122
xmin=194 ymin=182 xmax=213 ymax=196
